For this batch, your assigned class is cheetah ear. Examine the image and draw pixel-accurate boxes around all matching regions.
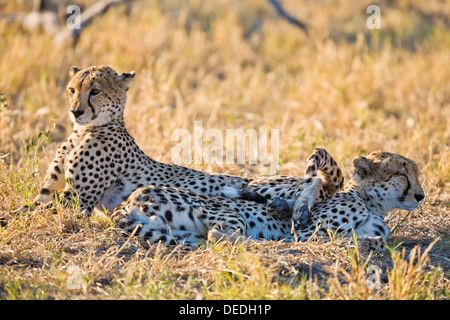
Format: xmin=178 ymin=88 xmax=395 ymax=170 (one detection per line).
xmin=353 ymin=156 xmax=373 ymax=178
xmin=117 ymin=71 xmax=136 ymax=90
xmin=69 ymin=66 xmax=81 ymax=78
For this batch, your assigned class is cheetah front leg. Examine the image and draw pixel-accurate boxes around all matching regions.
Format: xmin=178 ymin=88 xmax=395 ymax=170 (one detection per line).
xmin=11 ymin=134 xmax=76 ymax=215
xmin=354 ymin=215 xmax=390 ymax=254
xmin=291 ymin=177 xmax=323 ymax=227
xmin=59 ymin=152 xmax=116 ymax=217
xmin=38 ymin=135 xmax=124 ymax=218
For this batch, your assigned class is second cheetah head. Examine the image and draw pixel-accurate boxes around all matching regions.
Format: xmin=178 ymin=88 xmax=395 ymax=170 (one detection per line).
xmin=66 ymin=65 xmax=135 ymax=127
xmin=352 ymin=151 xmax=425 ymax=214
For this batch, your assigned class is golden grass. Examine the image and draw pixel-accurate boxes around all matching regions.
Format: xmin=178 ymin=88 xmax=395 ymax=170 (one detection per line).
xmin=0 ymin=0 xmax=449 ymax=299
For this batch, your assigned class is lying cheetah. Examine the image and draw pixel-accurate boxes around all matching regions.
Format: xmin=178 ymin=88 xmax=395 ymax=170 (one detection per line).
xmin=12 ymin=65 xmax=343 ymax=223
xmin=112 ymin=150 xmax=425 ymax=251
xmin=294 ymin=151 xmax=425 ymax=251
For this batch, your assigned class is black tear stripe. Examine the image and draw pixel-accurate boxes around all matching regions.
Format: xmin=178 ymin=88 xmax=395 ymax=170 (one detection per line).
xmin=399 ymin=173 xmax=411 ymax=196
xmin=87 ymin=97 xmax=96 ymax=115
xmin=78 ymin=70 xmax=96 ymax=115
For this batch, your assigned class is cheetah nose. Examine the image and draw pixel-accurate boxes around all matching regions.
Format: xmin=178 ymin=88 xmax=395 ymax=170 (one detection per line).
xmin=414 ymin=193 xmax=425 ymax=202
xmin=71 ymin=109 xmax=84 ymax=119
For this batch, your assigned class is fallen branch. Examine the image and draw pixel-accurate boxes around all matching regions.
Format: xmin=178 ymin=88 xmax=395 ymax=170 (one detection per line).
xmin=1 ymin=0 xmax=133 ymax=47
xmin=57 ymin=0 xmax=132 ymax=47
xmin=267 ymin=0 xmax=308 ymax=34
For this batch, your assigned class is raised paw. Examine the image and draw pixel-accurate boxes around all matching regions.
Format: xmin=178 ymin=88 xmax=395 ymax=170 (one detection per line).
xmin=293 ymin=202 xmax=312 ymax=227
xmin=267 ymin=196 xmax=292 ymax=219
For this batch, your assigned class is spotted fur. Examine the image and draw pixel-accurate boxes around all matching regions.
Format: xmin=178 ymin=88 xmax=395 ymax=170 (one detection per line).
xmin=12 ymin=66 xmax=343 ymax=222
xmin=113 ymin=151 xmax=424 ymax=252
xmin=295 ymin=151 xmax=425 ymax=252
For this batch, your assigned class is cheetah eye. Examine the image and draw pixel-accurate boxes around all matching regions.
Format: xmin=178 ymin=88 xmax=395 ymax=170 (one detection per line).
xmin=395 ymin=173 xmax=408 ymax=181
xmin=90 ymin=88 xmax=101 ymax=96
xmin=68 ymin=87 xmax=75 ymax=95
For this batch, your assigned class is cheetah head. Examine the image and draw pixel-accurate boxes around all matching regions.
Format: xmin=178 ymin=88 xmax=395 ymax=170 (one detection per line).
xmin=66 ymin=65 xmax=135 ymax=127
xmin=352 ymin=151 xmax=425 ymax=214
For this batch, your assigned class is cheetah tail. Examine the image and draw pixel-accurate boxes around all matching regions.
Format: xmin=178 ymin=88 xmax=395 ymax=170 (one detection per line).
xmin=304 ymin=148 xmax=344 ymax=196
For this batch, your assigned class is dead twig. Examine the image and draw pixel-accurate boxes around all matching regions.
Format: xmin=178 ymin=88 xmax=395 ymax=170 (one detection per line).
xmin=267 ymin=0 xmax=308 ymax=34
xmin=1 ymin=0 xmax=133 ymax=47
xmin=59 ymin=0 xmax=133 ymax=47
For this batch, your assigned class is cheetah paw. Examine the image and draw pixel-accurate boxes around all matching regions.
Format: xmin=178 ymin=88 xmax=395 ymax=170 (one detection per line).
xmin=267 ymin=197 xmax=292 ymax=219
xmin=293 ymin=203 xmax=312 ymax=227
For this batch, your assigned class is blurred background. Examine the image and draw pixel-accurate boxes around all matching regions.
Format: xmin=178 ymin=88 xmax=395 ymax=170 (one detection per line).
xmin=0 ymin=0 xmax=448 ymax=196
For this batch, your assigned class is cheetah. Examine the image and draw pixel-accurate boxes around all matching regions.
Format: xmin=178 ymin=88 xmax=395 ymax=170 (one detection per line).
xmin=293 ymin=151 xmax=425 ymax=251
xmin=111 ymin=150 xmax=425 ymax=251
xmin=12 ymin=65 xmax=343 ymax=223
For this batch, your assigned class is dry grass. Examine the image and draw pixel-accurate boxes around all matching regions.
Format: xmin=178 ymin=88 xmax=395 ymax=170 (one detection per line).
xmin=0 ymin=0 xmax=449 ymax=299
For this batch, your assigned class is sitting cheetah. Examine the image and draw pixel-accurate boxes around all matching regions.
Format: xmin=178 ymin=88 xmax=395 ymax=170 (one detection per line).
xmin=12 ymin=65 xmax=343 ymax=223
xmin=112 ymin=150 xmax=425 ymax=251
